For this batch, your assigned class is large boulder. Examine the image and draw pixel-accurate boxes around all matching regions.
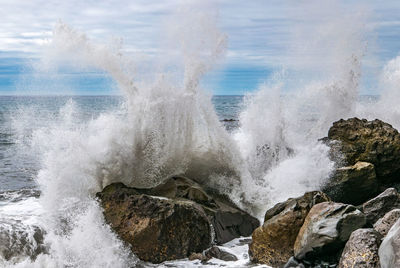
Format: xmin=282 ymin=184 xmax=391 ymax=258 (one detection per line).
xmin=294 ymin=202 xmax=366 ymax=264
xmin=374 ymin=209 xmax=400 ymax=237
xmin=323 ymin=161 xmax=379 ymax=205
xmin=338 ymin=228 xmax=382 ymax=268
xmin=379 ymin=218 xmax=400 ymax=268
xmin=147 ymin=176 xmax=260 ymax=244
xmin=249 ymin=191 xmax=330 ymax=267
xmin=325 ymin=118 xmax=400 ymax=184
xmin=362 ymin=188 xmax=400 ymax=225
xmin=96 ymin=176 xmax=259 ymax=263
xmin=97 ymin=183 xmax=211 ymax=263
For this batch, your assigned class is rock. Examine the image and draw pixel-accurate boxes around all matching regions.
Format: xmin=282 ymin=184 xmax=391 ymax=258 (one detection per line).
xmin=338 ymin=228 xmax=382 ymax=268
xmin=249 ymin=191 xmax=330 ymax=267
xmin=294 ymin=202 xmax=366 ymax=263
xmin=148 ymin=176 xmax=259 ymax=244
xmin=374 ymin=209 xmax=400 ymax=237
xmin=97 ymin=177 xmax=259 ymax=263
xmin=204 ymin=246 xmax=238 ymax=261
xmin=97 ymin=183 xmax=211 ymax=263
xmin=325 ymin=118 xmax=400 ymax=184
xmin=362 ymin=188 xmax=400 ymax=224
xmin=188 ymin=252 xmax=207 ymax=262
xmin=323 ymin=161 xmax=379 ymax=205
xmin=378 ymin=218 xmax=400 ymax=268
xmin=283 ymin=256 xmax=305 ymax=268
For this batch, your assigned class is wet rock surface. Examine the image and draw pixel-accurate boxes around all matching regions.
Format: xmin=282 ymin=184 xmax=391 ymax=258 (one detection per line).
xmin=362 ymin=188 xmax=400 ymax=225
xmin=249 ymin=191 xmax=330 ymax=267
xmin=97 ymin=176 xmax=259 ymax=263
xmin=338 ymin=228 xmax=382 ymax=268
xmin=294 ymin=202 xmax=366 ymax=264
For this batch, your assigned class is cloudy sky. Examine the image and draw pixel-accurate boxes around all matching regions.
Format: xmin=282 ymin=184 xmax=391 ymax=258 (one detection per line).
xmin=1 ymin=0 xmax=400 ymax=95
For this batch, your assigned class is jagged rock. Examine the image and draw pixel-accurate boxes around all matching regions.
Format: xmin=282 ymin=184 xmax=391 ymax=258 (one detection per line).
xmin=374 ymin=209 xmax=400 ymax=237
xmin=325 ymin=118 xmax=400 ymax=184
xmin=362 ymin=188 xmax=400 ymax=224
xmin=379 ymin=218 xmax=400 ymax=268
xmin=204 ymin=246 xmax=238 ymax=261
xmin=338 ymin=228 xmax=382 ymax=268
xmin=96 ymin=177 xmax=259 ymax=263
xmin=294 ymin=202 xmax=366 ymax=263
xmin=323 ymin=161 xmax=379 ymax=205
xmin=249 ymin=191 xmax=330 ymax=267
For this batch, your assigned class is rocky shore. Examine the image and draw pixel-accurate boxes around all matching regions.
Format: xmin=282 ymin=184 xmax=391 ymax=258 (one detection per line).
xmin=96 ymin=117 xmax=400 ymax=267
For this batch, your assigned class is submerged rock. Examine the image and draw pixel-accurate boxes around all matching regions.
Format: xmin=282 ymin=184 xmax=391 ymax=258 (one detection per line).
xmin=325 ymin=118 xmax=400 ymax=184
xmin=338 ymin=228 xmax=382 ymax=268
xmin=362 ymin=188 xmax=400 ymax=225
xmin=323 ymin=161 xmax=379 ymax=205
xmin=374 ymin=209 xmax=400 ymax=237
xmin=96 ymin=176 xmax=259 ymax=263
xmin=249 ymin=191 xmax=330 ymax=267
xmin=294 ymin=202 xmax=366 ymax=264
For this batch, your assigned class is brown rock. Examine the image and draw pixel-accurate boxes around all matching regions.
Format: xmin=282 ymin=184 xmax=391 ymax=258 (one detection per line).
xmin=97 ymin=177 xmax=259 ymax=263
xmin=249 ymin=191 xmax=329 ymax=267
xmin=325 ymin=118 xmax=400 ymax=184
xmin=323 ymin=161 xmax=379 ymax=205
xmin=97 ymin=183 xmax=211 ymax=263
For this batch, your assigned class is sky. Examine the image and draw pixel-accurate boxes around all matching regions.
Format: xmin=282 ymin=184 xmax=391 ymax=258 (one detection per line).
xmin=0 ymin=0 xmax=400 ymax=95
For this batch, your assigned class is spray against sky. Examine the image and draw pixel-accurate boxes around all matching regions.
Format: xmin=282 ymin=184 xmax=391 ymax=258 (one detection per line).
xmin=0 ymin=0 xmax=400 ymax=94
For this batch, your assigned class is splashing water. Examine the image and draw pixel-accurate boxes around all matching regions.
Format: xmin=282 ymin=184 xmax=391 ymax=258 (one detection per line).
xmin=5 ymin=0 xmax=400 ymax=267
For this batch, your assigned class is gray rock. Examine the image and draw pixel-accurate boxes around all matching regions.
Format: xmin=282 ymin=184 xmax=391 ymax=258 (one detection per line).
xmin=338 ymin=228 xmax=382 ymax=268
xmin=363 ymin=188 xmax=400 ymax=224
xmin=374 ymin=209 xmax=400 ymax=237
xmin=204 ymin=246 xmax=238 ymax=261
xmin=294 ymin=202 xmax=366 ymax=262
xmin=379 ymin=218 xmax=400 ymax=268
xmin=323 ymin=161 xmax=379 ymax=205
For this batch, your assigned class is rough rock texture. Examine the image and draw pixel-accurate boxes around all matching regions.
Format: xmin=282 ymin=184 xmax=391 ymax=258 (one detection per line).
xmin=188 ymin=246 xmax=238 ymax=262
xmin=97 ymin=183 xmax=211 ymax=263
xmin=147 ymin=176 xmax=259 ymax=244
xmin=204 ymin=246 xmax=238 ymax=261
xmin=294 ymin=202 xmax=366 ymax=263
xmin=374 ymin=209 xmax=400 ymax=237
xmin=97 ymin=177 xmax=259 ymax=263
xmin=323 ymin=161 xmax=379 ymax=205
xmin=378 ymin=218 xmax=400 ymax=268
xmin=338 ymin=228 xmax=382 ymax=268
xmin=249 ymin=191 xmax=330 ymax=267
xmin=362 ymin=188 xmax=400 ymax=224
xmin=326 ymin=118 xmax=400 ymax=184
